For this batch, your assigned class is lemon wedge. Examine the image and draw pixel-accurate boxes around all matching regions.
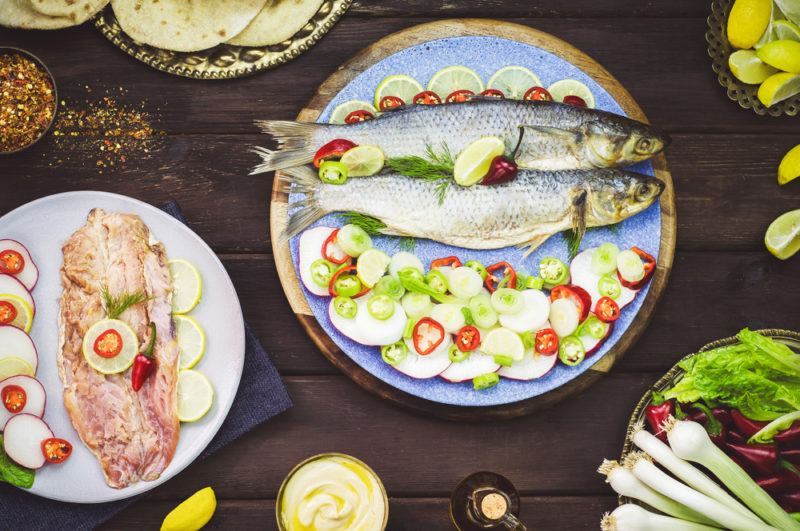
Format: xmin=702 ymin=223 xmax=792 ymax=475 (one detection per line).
xmin=757 ymin=71 xmax=800 ymax=106
xmin=356 ymin=249 xmax=391 ymax=288
xmin=729 ymin=50 xmax=778 ymax=84
xmin=161 ymin=487 xmax=217 ymax=531
xmin=481 ymin=328 xmax=525 ymax=362
xmin=0 ymin=294 xmax=33 ymax=333
xmin=169 ymin=259 xmax=202 ymax=315
xmin=339 ymin=145 xmax=385 ymax=177
xmin=728 ymin=0 xmax=773 ymax=49
xmin=779 ymin=144 xmax=800 ymax=185
xmin=765 ymin=209 xmax=800 ymax=259
xmin=0 ymin=357 xmax=34 ymax=381
xmin=453 ymin=136 xmax=506 ymax=186
xmin=757 ymin=40 xmax=800 ymax=73
xmin=174 ymin=315 xmax=206 ymax=370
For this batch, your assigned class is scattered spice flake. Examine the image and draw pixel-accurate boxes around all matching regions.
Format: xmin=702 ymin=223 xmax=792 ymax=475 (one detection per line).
xmin=0 ymin=52 xmax=56 ymax=153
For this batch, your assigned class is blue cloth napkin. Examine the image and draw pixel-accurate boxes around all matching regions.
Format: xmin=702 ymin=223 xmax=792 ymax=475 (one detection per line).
xmin=0 ymin=200 xmax=292 ymax=530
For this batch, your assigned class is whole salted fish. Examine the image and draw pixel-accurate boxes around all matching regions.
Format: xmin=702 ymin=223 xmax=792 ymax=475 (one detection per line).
xmin=253 ymin=99 xmax=669 ymax=174
xmin=282 ymin=166 xmax=664 ymax=252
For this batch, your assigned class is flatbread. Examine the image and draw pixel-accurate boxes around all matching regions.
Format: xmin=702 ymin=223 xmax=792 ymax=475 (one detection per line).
xmin=0 ymin=0 xmax=76 ymax=29
xmin=110 ymin=0 xmax=269 ymax=52
xmin=29 ymin=0 xmax=109 ymax=24
xmin=227 ymin=0 xmax=324 ymax=47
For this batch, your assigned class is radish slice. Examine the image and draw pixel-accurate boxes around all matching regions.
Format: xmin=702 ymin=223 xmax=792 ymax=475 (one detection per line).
xmin=0 ymin=241 xmax=38 ymax=291
xmin=392 ymin=335 xmax=452 ymax=379
xmin=298 ymin=226 xmax=337 ymax=296
xmin=440 ymin=350 xmax=500 ymax=383
xmin=498 ymin=289 xmax=550 ymax=333
xmin=0 ymin=375 xmax=45 ymax=430
xmin=0 ymin=274 xmax=35 ymax=315
xmin=570 ymin=249 xmax=636 ymax=309
xmin=498 ymin=349 xmax=557 ymax=380
xmin=3 ymin=413 xmax=53 ymax=469
xmin=549 ymin=298 xmax=579 ymax=337
xmin=0 ymin=326 xmax=38 ymax=373
xmin=328 ymin=296 xmax=406 ymax=346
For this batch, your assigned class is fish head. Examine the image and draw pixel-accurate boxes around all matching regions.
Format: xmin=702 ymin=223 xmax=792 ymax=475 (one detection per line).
xmin=583 ymin=119 xmax=670 ymax=167
xmin=586 ymin=171 xmax=665 ymax=223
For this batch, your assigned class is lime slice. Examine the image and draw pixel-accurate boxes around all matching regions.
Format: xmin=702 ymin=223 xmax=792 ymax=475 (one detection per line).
xmin=177 ymin=369 xmax=214 ymax=422
xmin=547 ymin=79 xmax=596 ymax=108
xmin=481 ymin=327 xmax=525 ymax=362
xmin=356 ymin=248 xmax=391 ymax=288
xmin=766 ymin=209 xmax=800 ymax=259
xmin=774 ymin=19 xmax=800 ymax=41
xmin=729 ymin=50 xmax=778 ymax=84
xmin=775 ymin=0 xmax=800 ymax=27
xmin=0 ymin=294 xmax=33 ymax=333
xmin=169 ymin=259 xmax=202 ymax=315
xmin=340 ymin=145 xmax=385 ymax=177
xmin=82 ymin=319 xmax=139 ymax=374
xmin=162 ymin=487 xmax=217 ymax=531
xmin=757 ymin=72 xmax=800 ymax=106
xmin=0 ymin=357 xmax=34 ymax=381
xmin=779 ymin=144 xmax=800 ymax=185
xmin=728 ymin=0 xmax=773 ymax=49
xmin=174 ymin=315 xmax=207 ymax=370
xmin=329 ymin=100 xmax=378 ymax=125
xmin=757 ymin=40 xmax=800 ymax=72
xmin=373 ymin=74 xmax=423 ymax=109
xmin=453 ymin=136 xmax=506 ymax=186
xmin=487 ymin=66 xmax=542 ymax=99
xmin=427 ymin=66 xmax=484 ymax=99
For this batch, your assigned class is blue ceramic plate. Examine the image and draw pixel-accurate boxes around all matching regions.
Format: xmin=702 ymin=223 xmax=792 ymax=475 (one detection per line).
xmin=289 ymin=36 xmax=660 ymax=407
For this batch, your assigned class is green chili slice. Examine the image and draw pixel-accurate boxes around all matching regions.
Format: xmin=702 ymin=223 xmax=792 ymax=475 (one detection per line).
xmin=425 ymin=269 xmax=448 ymax=295
xmin=381 ymin=341 xmax=408 ymax=366
xmin=598 ymin=274 xmax=622 ymax=299
xmin=310 ymin=258 xmax=336 ymax=288
xmin=558 ymin=336 xmax=586 ymax=366
xmin=318 ymin=160 xmax=348 ymax=185
xmin=465 ymin=260 xmax=488 ymax=281
xmin=448 ymin=343 xmax=470 ymax=362
xmin=334 ymin=274 xmax=362 ymax=298
xmin=333 ymin=296 xmax=357 ymax=319
xmin=367 ymin=294 xmax=395 ymax=320
xmin=539 ymin=257 xmax=569 ymax=288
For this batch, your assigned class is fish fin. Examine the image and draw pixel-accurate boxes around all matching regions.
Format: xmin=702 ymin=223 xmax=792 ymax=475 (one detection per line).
xmin=250 ymin=120 xmax=321 ymax=173
xmin=281 ymin=166 xmax=326 ymax=240
xmin=519 ymin=234 xmax=552 ymax=258
xmin=568 ymin=188 xmax=588 ymax=258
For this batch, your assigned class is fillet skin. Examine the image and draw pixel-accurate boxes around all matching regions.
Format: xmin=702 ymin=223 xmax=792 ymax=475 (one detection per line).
xmin=57 ymin=209 xmax=180 ymax=488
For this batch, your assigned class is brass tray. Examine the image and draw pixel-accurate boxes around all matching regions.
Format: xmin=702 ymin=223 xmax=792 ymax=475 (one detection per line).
xmin=618 ymin=328 xmax=800 ymax=506
xmin=707 ymin=0 xmax=800 ymax=117
xmin=93 ymin=0 xmax=352 ymax=80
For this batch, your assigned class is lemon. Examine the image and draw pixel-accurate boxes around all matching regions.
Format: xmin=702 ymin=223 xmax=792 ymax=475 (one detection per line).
xmin=161 ymin=487 xmax=217 ymax=531
xmin=169 ymin=259 xmax=202 ymax=315
xmin=82 ymin=319 xmax=139 ymax=375
xmin=728 ymin=0 xmax=773 ymax=49
xmin=340 ymin=145 xmax=385 ymax=177
xmin=757 ymin=71 xmax=800 ymax=106
xmin=0 ymin=357 xmax=34 ymax=381
xmin=453 ymin=136 xmax=506 ymax=186
xmin=177 ymin=370 xmax=214 ymax=422
xmin=427 ymin=66 xmax=484 ymax=99
xmin=356 ymin=248 xmax=391 ymax=288
xmin=373 ymin=74 xmax=422 ymax=109
xmin=765 ymin=209 xmax=800 ymax=259
xmin=546 ymin=79 xmax=596 ymax=108
xmin=329 ymin=99 xmax=377 ymax=125
xmin=0 ymin=294 xmax=33 ymax=333
xmin=487 ymin=66 xmax=542 ymax=99
xmin=729 ymin=50 xmax=778 ymax=84
xmin=779 ymin=144 xmax=800 ymax=185
xmin=774 ymin=19 xmax=800 ymax=41
xmin=174 ymin=315 xmax=206 ymax=370
xmin=481 ymin=328 xmax=525 ymax=362
xmin=757 ymin=40 xmax=800 ymax=73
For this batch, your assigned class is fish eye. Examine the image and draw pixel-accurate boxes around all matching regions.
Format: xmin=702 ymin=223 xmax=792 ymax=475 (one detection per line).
xmin=635 ymin=138 xmax=653 ymax=154
xmin=635 ymin=182 xmax=654 ymax=201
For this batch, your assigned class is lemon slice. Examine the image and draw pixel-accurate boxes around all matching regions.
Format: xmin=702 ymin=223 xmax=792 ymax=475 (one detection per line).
xmin=169 ymin=259 xmax=202 ymax=315
xmin=757 ymin=40 xmax=800 ymax=72
xmin=174 ymin=315 xmax=206 ymax=370
xmin=329 ymin=100 xmax=378 ymax=125
xmin=356 ymin=249 xmax=391 ymax=288
xmin=0 ymin=294 xmax=33 ymax=333
xmin=0 ymin=357 xmax=34 ymax=381
xmin=547 ymin=79 xmax=595 ymax=108
xmin=427 ymin=66 xmax=484 ymax=99
xmin=453 ymin=136 xmax=506 ymax=186
xmin=758 ymin=72 xmax=800 ymax=106
xmin=774 ymin=19 xmax=800 ymax=41
xmin=779 ymin=144 xmax=800 ymax=185
xmin=728 ymin=0 xmax=773 ymax=49
xmin=766 ymin=209 xmax=800 ymax=259
xmin=161 ymin=487 xmax=217 ymax=531
xmin=177 ymin=370 xmax=214 ymax=422
xmin=340 ymin=145 xmax=385 ymax=177
xmin=481 ymin=328 xmax=525 ymax=362
xmin=487 ymin=66 xmax=542 ymax=99
xmin=82 ymin=319 xmax=139 ymax=374
xmin=729 ymin=50 xmax=778 ymax=84
xmin=373 ymin=74 xmax=423 ymax=109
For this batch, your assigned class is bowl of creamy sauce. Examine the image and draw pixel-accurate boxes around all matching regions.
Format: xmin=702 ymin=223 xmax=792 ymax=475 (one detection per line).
xmin=277 ymin=453 xmax=388 ymax=530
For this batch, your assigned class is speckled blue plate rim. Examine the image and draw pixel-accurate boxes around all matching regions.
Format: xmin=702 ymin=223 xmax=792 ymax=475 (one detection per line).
xmin=289 ymin=35 xmax=661 ymax=407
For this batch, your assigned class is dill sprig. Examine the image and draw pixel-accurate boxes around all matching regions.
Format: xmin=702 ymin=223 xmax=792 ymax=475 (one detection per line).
xmin=342 ymin=212 xmax=387 ymax=236
xmin=386 ymin=144 xmax=455 ymax=205
xmin=101 ymin=287 xmax=149 ymax=320
xmin=398 ymin=237 xmax=416 ymax=252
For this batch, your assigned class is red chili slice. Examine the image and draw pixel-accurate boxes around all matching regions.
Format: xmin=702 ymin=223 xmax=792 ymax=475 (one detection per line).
xmin=0 ymin=300 xmax=18 ymax=325
xmin=321 ymin=229 xmax=350 ymax=265
xmin=344 ymin=110 xmax=375 ymax=123
xmin=523 ymin=87 xmax=553 ymax=101
xmin=535 ymin=328 xmax=559 ymax=355
xmin=430 ymin=256 xmax=462 ymax=269
xmin=445 ymin=90 xmax=475 ymax=103
xmin=562 ymin=95 xmax=587 ymax=107
xmin=41 ymin=438 xmax=73 ymax=464
xmin=313 ymin=139 xmax=357 ymax=168
xmin=327 ymin=265 xmax=369 ymax=298
xmin=550 ymin=285 xmax=589 ymax=322
xmin=2 ymin=384 xmax=26 ymax=413
xmin=413 ymin=91 xmax=442 ymax=105
xmin=479 ymin=89 xmax=505 ymax=99
xmin=0 ymin=249 xmax=24 ymax=275
xmin=456 ymin=325 xmax=481 ymax=352
xmin=618 ymin=247 xmax=656 ymax=290
xmin=413 ymin=317 xmax=445 ymax=356
xmin=484 ymin=261 xmax=517 ymax=293
xmin=379 ymin=95 xmax=405 ymax=111
xmin=596 ymin=296 xmax=620 ymax=322
xmin=93 ymin=329 xmax=123 ymax=359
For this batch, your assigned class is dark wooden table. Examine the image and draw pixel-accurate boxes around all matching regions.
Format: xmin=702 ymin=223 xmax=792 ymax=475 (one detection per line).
xmin=2 ymin=2 xmax=800 ymax=529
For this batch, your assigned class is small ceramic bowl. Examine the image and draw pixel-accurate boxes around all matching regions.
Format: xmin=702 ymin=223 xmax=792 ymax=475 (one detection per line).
xmin=0 ymin=47 xmax=58 ymax=154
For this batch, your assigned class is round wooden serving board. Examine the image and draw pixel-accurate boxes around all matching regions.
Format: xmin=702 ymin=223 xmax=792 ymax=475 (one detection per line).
xmin=269 ymin=19 xmax=677 ymax=421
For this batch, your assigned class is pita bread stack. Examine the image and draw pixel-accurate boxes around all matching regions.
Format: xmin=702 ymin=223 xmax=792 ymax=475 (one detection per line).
xmin=0 ymin=0 xmax=109 ymax=29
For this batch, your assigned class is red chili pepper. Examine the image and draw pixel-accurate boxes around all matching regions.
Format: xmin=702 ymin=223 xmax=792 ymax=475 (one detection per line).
xmin=783 ymin=449 xmax=800 ymax=467
xmin=618 ymin=247 xmax=656 ymax=290
xmin=2 ymin=384 xmax=26 ymax=413
xmin=535 ymin=328 xmax=558 ymax=355
xmin=570 ymin=286 xmax=592 ymax=320
xmin=779 ymin=491 xmax=800 ymax=513
xmin=445 ymin=90 xmax=474 ymax=103
xmin=563 ymin=95 xmax=587 ymax=107
xmin=321 ymin=229 xmax=350 ymax=265
xmin=0 ymin=300 xmax=17 ymax=325
xmin=713 ymin=407 xmax=733 ymax=428
xmin=313 ymin=139 xmax=357 ymax=168
xmin=413 ymin=318 xmax=445 ymax=356
xmin=131 ymin=323 xmax=157 ymax=392
xmin=0 ymin=249 xmax=25 ymax=275
xmin=455 ymin=325 xmax=481 ymax=352
xmin=484 ymin=261 xmax=517 ymax=292
xmin=731 ymin=409 xmax=768 ymax=438
xmin=41 ymin=438 xmax=72 ymax=464
xmin=645 ymin=392 xmax=674 ymax=442
xmin=430 ymin=256 xmax=462 ymax=269
xmin=480 ymin=156 xmax=518 ymax=186
xmin=691 ymin=402 xmax=728 ymax=446
xmin=776 ymin=421 xmax=800 ymax=444
xmin=93 ymin=328 xmax=124 ymax=359
xmin=379 ymin=95 xmax=404 ymax=111
xmin=757 ymin=462 xmax=800 ymax=495
xmin=550 ymin=285 xmax=589 ymax=322
xmin=479 ymin=89 xmax=505 ymax=98
xmin=344 ymin=110 xmax=375 ymax=123
xmin=523 ymin=86 xmax=552 ymax=101
xmin=728 ymin=430 xmax=747 ymax=445
xmin=327 ymin=265 xmax=370 ymax=298
xmin=412 ymin=91 xmax=441 ymax=105
xmin=726 ymin=442 xmax=779 ymax=476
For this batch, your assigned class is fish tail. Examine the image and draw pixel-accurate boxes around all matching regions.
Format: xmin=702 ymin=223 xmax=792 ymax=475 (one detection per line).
xmin=281 ymin=166 xmax=326 ymax=240
xmin=250 ymin=120 xmax=321 ymax=173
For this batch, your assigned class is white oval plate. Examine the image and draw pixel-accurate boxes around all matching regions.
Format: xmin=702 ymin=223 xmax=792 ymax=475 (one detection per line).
xmin=0 ymin=191 xmax=245 ymax=503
